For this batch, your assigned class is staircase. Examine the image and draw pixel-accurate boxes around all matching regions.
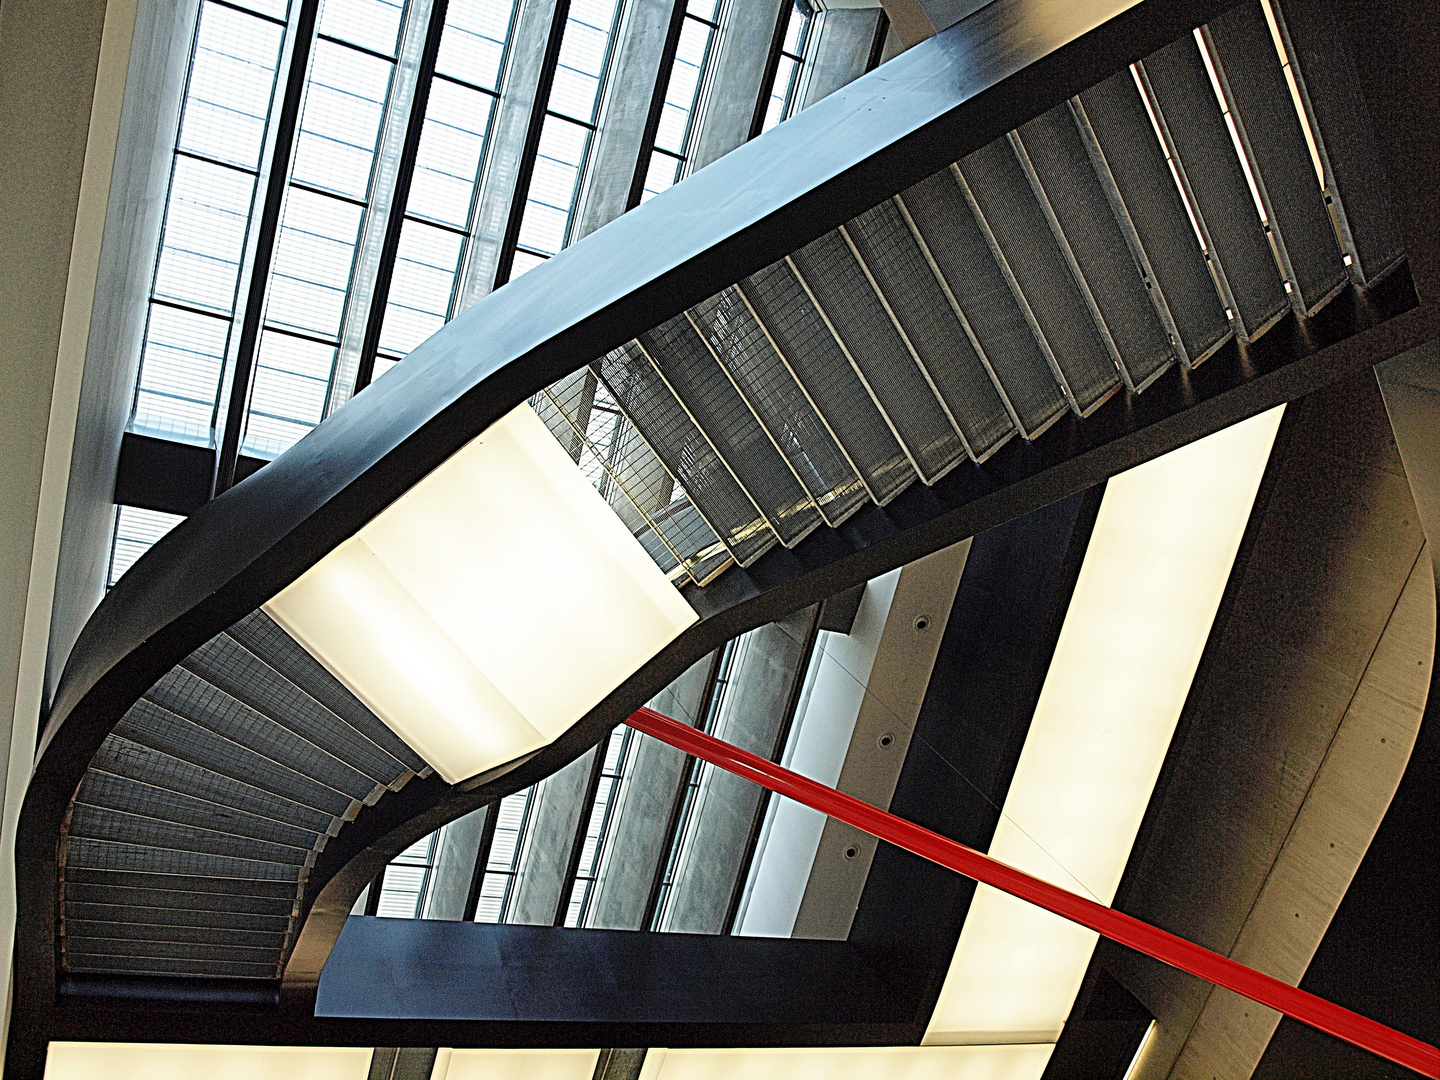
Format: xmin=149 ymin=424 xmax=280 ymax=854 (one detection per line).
xmin=532 ymin=1 xmax=1399 ymax=586
xmin=57 ymin=0 xmax=1402 ymax=983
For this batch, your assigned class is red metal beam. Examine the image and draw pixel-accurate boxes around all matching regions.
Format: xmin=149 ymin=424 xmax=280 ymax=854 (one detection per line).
xmin=626 ymin=706 xmax=1440 ymax=1078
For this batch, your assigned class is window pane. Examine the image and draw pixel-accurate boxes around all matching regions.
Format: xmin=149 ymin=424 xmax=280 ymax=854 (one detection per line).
xmin=762 ymin=54 xmax=798 ymax=132
xmin=319 ymin=0 xmax=405 ymax=57
xmin=231 ymin=0 xmax=289 ymax=20
xmin=109 ymin=507 xmax=185 ymax=587
xmin=379 ymin=220 xmax=465 ymax=356
xmin=516 ymin=117 xmax=588 ymax=254
xmin=243 ymin=330 xmax=337 ymax=456
xmin=641 ymin=151 xmax=681 ymax=203
xmin=437 ymin=0 xmax=518 ymax=89
xmin=267 ymin=187 xmax=364 ymax=339
xmin=509 ymin=249 xmax=548 ymax=278
xmin=407 ymin=79 xmax=494 ymax=227
xmin=132 ymin=304 xmax=231 ymax=441
xmin=782 ymin=3 xmax=808 ymax=53
xmin=153 ymin=156 xmax=257 ymax=315
xmin=179 ymin=2 xmax=285 ymax=170
xmin=549 ymin=0 xmax=621 ymax=123
xmin=291 ymin=40 xmax=393 ymax=200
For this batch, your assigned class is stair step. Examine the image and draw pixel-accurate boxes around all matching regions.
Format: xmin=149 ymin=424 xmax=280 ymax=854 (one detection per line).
xmin=1074 ymin=72 xmax=1233 ymax=367
xmin=1014 ymin=103 xmax=1176 ymax=391
xmin=1138 ymin=35 xmax=1290 ymax=341
xmin=227 ymin=611 xmax=429 ymax=775
xmin=595 ymin=342 xmax=776 ymax=567
xmin=958 ymin=140 xmax=1121 ymax=416
xmin=116 ymin=699 xmax=356 ymax=820
xmin=1275 ymin=0 xmax=1404 ymax=286
xmin=689 ymin=290 xmax=869 ymax=528
xmin=639 ymin=316 xmax=822 ymax=547
xmin=790 ymin=232 xmax=968 ymax=481
xmin=182 ymin=632 xmax=414 ymax=789
xmin=145 ymin=668 xmax=381 ymax=803
xmin=897 ymin=171 xmax=1068 ymax=437
xmin=846 ymin=200 xmax=1017 ymax=460
xmin=1204 ymin=3 xmax=1347 ymax=317
xmin=738 ymin=262 xmax=914 ymax=503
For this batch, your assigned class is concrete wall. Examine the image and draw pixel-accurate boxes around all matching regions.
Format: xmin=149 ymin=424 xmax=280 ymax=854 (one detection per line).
xmin=1099 ymin=374 xmax=1431 ymax=1080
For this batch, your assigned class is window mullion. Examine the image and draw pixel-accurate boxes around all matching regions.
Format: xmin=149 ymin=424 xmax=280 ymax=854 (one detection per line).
xmin=331 ymin=0 xmax=450 ymax=406
xmin=214 ymin=0 xmax=323 ymax=493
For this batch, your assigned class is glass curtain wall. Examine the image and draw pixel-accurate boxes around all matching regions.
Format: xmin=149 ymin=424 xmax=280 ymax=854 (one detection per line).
xmin=508 ymin=0 xmax=627 ymax=277
xmin=239 ymin=0 xmax=412 ymax=458
xmin=758 ymin=0 xmax=812 ymax=132
xmin=560 ymin=727 xmax=634 ymax=926
xmin=639 ymin=0 xmax=725 ymax=202
xmin=471 ymin=788 xmax=537 ymax=921
xmin=371 ymin=0 xmax=522 ymax=380
xmin=130 ymin=0 xmax=291 ymax=444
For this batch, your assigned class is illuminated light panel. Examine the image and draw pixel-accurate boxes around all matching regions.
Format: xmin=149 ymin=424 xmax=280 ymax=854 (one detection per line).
xmin=44 ymin=1044 xmax=371 ymax=1080
xmin=437 ymin=1048 xmax=600 ymax=1080
xmin=266 ymin=404 xmax=698 ymax=782
xmin=639 ymin=1045 xmax=1055 ymax=1080
xmin=924 ymin=407 xmax=1284 ymax=1046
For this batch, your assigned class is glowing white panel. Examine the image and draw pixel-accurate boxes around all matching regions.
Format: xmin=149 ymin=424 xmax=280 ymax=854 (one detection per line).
xmin=436 ymin=1048 xmax=600 ymax=1080
xmin=925 ymin=408 xmax=1284 ymax=1045
xmin=44 ymin=1044 xmax=370 ymax=1080
xmin=266 ymin=404 xmax=697 ymax=783
xmin=640 ymin=1045 xmax=1054 ymax=1080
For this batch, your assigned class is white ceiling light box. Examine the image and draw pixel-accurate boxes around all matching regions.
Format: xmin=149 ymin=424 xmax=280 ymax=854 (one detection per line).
xmin=925 ymin=407 xmax=1284 ymax=1048
xmin=265 ymin=404 xmax=698 ymax=783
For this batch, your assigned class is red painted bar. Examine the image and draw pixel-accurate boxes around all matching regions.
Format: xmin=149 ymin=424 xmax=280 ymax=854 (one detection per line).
xmin=626 ymin=706 xmax=1439 ymax=1078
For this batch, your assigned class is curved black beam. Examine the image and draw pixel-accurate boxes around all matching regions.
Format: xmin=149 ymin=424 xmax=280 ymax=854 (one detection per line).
xmin=10 ymin=0 xmax=1438 ymax=1071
